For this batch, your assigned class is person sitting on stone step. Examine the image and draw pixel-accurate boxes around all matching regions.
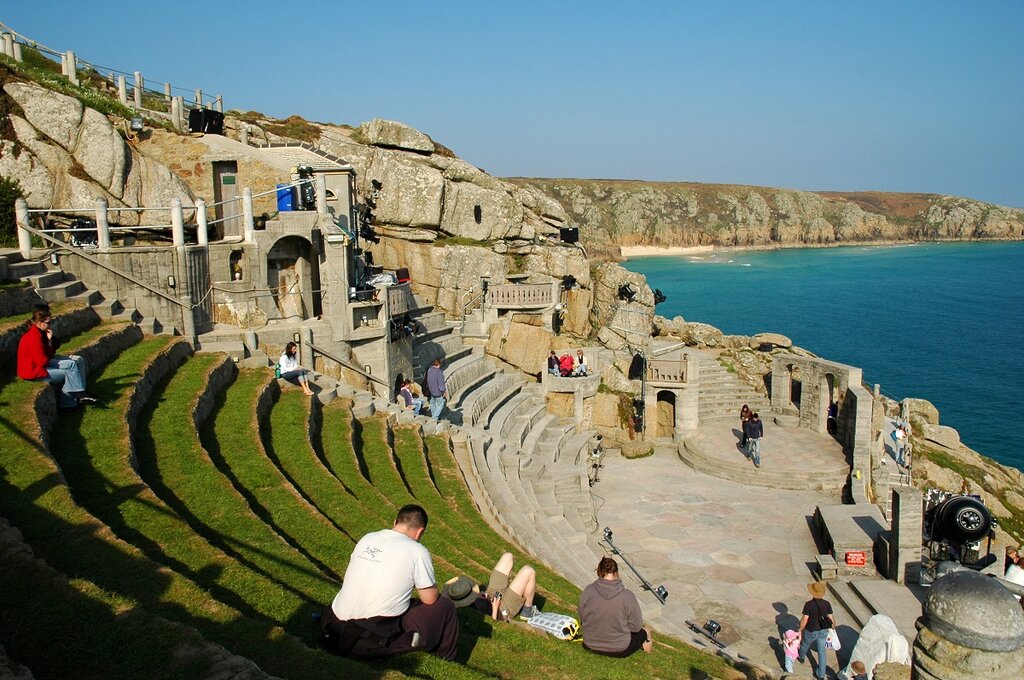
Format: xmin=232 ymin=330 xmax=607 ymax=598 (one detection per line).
xmin=17 ymin=307 xmax=97 ymax=410
xmin=279 ymin=341 xmax=313 ymax=396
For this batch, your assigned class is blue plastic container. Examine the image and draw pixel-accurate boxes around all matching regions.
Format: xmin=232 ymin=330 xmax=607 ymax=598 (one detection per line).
xmin=277 ymin=184 xmax=296 ymax=212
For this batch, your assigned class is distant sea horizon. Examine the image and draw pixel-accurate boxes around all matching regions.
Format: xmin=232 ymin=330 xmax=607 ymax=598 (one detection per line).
xmin=622 ymin=241 xmax=1024 ymax=473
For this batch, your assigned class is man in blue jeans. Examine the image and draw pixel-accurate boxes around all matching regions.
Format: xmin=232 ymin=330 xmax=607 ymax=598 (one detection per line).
xmin=798 ymin=581 xmax=835 ymax=680
xmin=426 ymin=358 xmax=448 ymax=420
xmin=744 ymin=412 xmax=764 ymax=468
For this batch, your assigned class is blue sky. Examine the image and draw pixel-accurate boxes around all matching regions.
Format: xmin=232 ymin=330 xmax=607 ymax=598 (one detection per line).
xmin=3 ymin=2 xmax=1022 ymax=206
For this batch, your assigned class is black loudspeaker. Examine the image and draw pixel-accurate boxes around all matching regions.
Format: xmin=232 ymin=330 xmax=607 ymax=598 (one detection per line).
xmin=187 ymin=108 xmax=225 ymax=135
xmin=559 ymin=227 xmax=579 ymax=243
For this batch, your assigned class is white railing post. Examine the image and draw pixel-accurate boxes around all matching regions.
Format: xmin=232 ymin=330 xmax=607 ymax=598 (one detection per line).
xmin=164 ymin=82 xmax=172 ymax=102
xmin=95 ymin=198 xmax=111 ymax=250
xmin=195 ymin=88 xmax=202 ymax=108
xmin=12 ymin=40 xmax=22 ymax=62
xmin=242 ymin=188 xmax=255 ymax=243
xmin=214 ymin=95 xmax=222 ymax=112
xmin=60 ymin=53 xmax=68 ymax=76
xmin=133 ymin=71 xmax=143 ymax=108
xmin=315 ymin=173 xmax=329 ymax=216
xmin=118 ymin=76 xmax=128 ymax=105
xmin=240 ymin=126 xmax=249 ymax=146
xmin=2 ymin=33 xmax=13 ymax=58
xmin=195 ymin=198 xmax=208 ymax=246
xmin=171 ymin=96 xmax=182 ymax=131
xmin=171 ymin=197 xmax=185 ymax=246
xmin=66 ymin=51 xmax=79 ymax=86
xmin=15 ymin=198 xmax=31 ymax=259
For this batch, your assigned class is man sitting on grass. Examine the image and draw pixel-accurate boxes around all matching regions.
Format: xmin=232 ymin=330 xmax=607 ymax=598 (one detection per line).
xmin=320 ymin=504 xmax=459 ymax=660
xmin=441 ymin=552 xmax=539 ymax=622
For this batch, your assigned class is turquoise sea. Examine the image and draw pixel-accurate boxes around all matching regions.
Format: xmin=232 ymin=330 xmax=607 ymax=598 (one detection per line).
xmin=624 ymin=241 xmax=1024 ymax=473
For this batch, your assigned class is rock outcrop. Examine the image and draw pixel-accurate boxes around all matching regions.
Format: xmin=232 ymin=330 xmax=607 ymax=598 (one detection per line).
xmin=0 ymin=80 xmax=194 ymax=225
xmin=505 ymin=178 xmax=1024 ymax=257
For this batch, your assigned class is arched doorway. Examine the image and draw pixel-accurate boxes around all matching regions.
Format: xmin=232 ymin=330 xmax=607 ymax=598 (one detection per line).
xmin=267 ymin=236 xmax=312 ymax=321
xmin=821 ymin=373 xmax=839 ymax=436
xmin=788 ymin=364 xmax=802 ymax=411
xmin=656 ymin=390 xmax=676 ymax=438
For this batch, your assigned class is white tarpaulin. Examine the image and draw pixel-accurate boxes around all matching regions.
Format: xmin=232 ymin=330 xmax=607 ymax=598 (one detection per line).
xmin=841 ymin=614 xmax=911 ymax=677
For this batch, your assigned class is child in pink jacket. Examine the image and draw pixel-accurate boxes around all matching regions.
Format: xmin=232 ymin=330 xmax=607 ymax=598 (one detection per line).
xmin=782 ymin=629 xmax=801 ymax=672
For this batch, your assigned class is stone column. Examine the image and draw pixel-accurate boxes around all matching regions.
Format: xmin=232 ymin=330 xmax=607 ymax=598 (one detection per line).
xmin=890 ymin=486 xmax=923 ymax=583
xmin=911 ymin=569 xmax=1024 ymax=679
xmin=164 ymin=82 xmax=172 ymax=102
xmin=195 ymin=88 xmax=202 ymax=108
xmin=12 ymin=40 xmax=22 ymax=62
xmin=65 ymin=51 xmax=78 ymax=86
xmin=60 ymin=53 xmax=68 ymax=76
xmin=171 ymin=97 xmax=182 ymax=131
xmin=214 ymin=95 xmax=222 ymax=112
xmin=95 ymin=198 xmax=111 ymax=250
xmin=15 ymin=198 xmax=31 ymax=259
xmin=171 ymin=198 xmax=185 ymax=247
xmin=240 ymin=126 xmax=249 ymax=146
xmin=195 ymin=198 xmax=208 ymax=246
xmin=133 ymin=71 xmax=143 ymax=108
xmin=299 ymin=326 xmax=313 ymax=369
xmin=315 ymin=173 xmax=329 ymax=216
xmin=179 ymin=294 xmax=196 ymax=346
xmin=118 ymin=76 xmax=128 ymax=106
xmin=2 ymin=33 xmax=13 ymax=58
xmin=242 ymin=188 xmax=255 ymax=243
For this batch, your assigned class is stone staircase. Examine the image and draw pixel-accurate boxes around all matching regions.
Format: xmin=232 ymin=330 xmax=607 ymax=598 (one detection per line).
xmin=2 ymin=250 xmax=173 ymax=335
xmin=377 ymin=300 xmax=604 ymax=587
xmin=693 ymin=352 xmax=771 ymax=422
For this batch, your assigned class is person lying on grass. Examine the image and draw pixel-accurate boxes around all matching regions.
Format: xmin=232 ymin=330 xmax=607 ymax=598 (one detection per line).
xmin=441 ymin=552 xmax=539 ymax=621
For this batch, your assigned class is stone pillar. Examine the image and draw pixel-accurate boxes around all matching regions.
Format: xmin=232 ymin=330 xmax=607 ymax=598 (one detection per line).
xmin=195 ymin=88 xmax=202 ymax=108
xmin=911 ymin=570 xmax=1024 ymax=679
xmin=214 ymin=95 xmax=222 ymax=112
xmin=65 ymin=51 xmax=79 ymax=86
xmin=118 ymin=76 xmax=128 ymax=106
xmin=195 ymin=199 xmax=208 ymax=246
xmin=179 ymin=294 xmax=196 ymax=346
xmin=164 ymin=82 xmax=172 ymax=102
xmin=2 ymin=33 xmax=13 ymax=58
xmin=60 ymin=53 xmax=68 ymax=76
xmin=15 ymin=198 xmax=31 ymax=259
xmin=299 ymin=327 xmax=313 ymax=369
xmin=12 ymin=40 xmax=22 ymax=62
xmin=171 ymin=97 xmax=182 ymax=131
xmin=315 ymin=173 xmax=329 ymax=216
xmin=171 ymin=198 xmax=185 ymax=247
xmin=890 ymin=486 xmax=923 ymax=584
xmin=242 ymin=188 xmax=255 ymax=243
xmin=133 ymin=71 xmax=143 ymax=108
xmin=240 ymin=126 xmax=249 ymax=146
xmin=95 ymin=198 xmax=111 ymax=250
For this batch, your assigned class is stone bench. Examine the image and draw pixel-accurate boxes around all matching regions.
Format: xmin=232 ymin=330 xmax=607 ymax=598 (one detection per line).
xmin=816 ymin=554 xmax=839 ymax=581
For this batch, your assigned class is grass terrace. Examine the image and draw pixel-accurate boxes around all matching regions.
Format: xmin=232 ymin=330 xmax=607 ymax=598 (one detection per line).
xmin=0 ymin=315 xmax=740 ymax=678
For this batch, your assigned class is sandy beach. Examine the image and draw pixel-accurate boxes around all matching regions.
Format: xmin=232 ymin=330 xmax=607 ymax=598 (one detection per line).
xmin=619 ymin=244 xmax=716 ymax=258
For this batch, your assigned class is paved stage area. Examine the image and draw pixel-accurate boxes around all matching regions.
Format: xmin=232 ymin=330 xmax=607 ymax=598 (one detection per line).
xmin=591 ymin=420 xmax=868 ymax=674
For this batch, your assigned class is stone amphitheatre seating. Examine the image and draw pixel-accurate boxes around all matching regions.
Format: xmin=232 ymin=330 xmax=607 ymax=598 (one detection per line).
xmin=0 ymin=265 xmax=734 ymax=678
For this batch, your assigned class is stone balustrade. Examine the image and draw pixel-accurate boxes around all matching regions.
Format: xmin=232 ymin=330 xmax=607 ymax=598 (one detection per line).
xmin=485 ymin=282 xmax=554 ymax=308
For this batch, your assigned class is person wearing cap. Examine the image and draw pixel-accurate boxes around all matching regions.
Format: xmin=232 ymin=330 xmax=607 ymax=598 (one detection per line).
xmin=797 ymin=581 xmax=835 ymax=680
xmin=320 ymin=504 xmax=459 ymax=660
xmin=441 ymin=552 xmax=539 ymax=621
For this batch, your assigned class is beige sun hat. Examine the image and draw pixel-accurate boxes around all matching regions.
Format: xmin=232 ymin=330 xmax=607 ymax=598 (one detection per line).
xmin=807 ymin=581 xmax=827 ymax=598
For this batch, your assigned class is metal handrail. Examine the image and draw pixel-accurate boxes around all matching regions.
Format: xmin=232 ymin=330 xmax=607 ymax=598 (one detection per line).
xmin=17 ymin=222 xmax=187 ymax=309
xmin=306 ymin=342 xmax=388 ymax=388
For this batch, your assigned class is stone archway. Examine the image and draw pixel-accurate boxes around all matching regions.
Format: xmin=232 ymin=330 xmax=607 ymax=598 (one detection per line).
xmin=656 ymin=390 xmax=676 ymax=438
xmin=821 ymin=372 xmax=838 ymax=436
xmin=267 ymin=235 xmax=312 ymax=321
xmin=788 ymin=364 xmax=803 ymax=411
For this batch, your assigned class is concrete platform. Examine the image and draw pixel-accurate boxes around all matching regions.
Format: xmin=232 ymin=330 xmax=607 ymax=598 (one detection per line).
xmin=814 ymin=504 xmax=888 ymax=576
xmin=679 ymin=418 xmax=849 ymax=491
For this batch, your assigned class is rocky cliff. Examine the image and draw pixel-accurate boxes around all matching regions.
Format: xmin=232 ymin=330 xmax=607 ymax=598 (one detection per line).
xmin=505 ymin=178 xmax=1024 ymax=258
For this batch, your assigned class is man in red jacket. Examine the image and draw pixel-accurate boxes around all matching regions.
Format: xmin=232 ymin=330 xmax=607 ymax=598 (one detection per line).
xmin=17 ymin=308 xmax=96 ymax=409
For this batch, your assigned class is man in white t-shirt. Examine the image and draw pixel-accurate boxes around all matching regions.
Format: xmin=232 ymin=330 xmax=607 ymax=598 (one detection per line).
xmin=321 ymin=504 xmax=459 ymax=660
